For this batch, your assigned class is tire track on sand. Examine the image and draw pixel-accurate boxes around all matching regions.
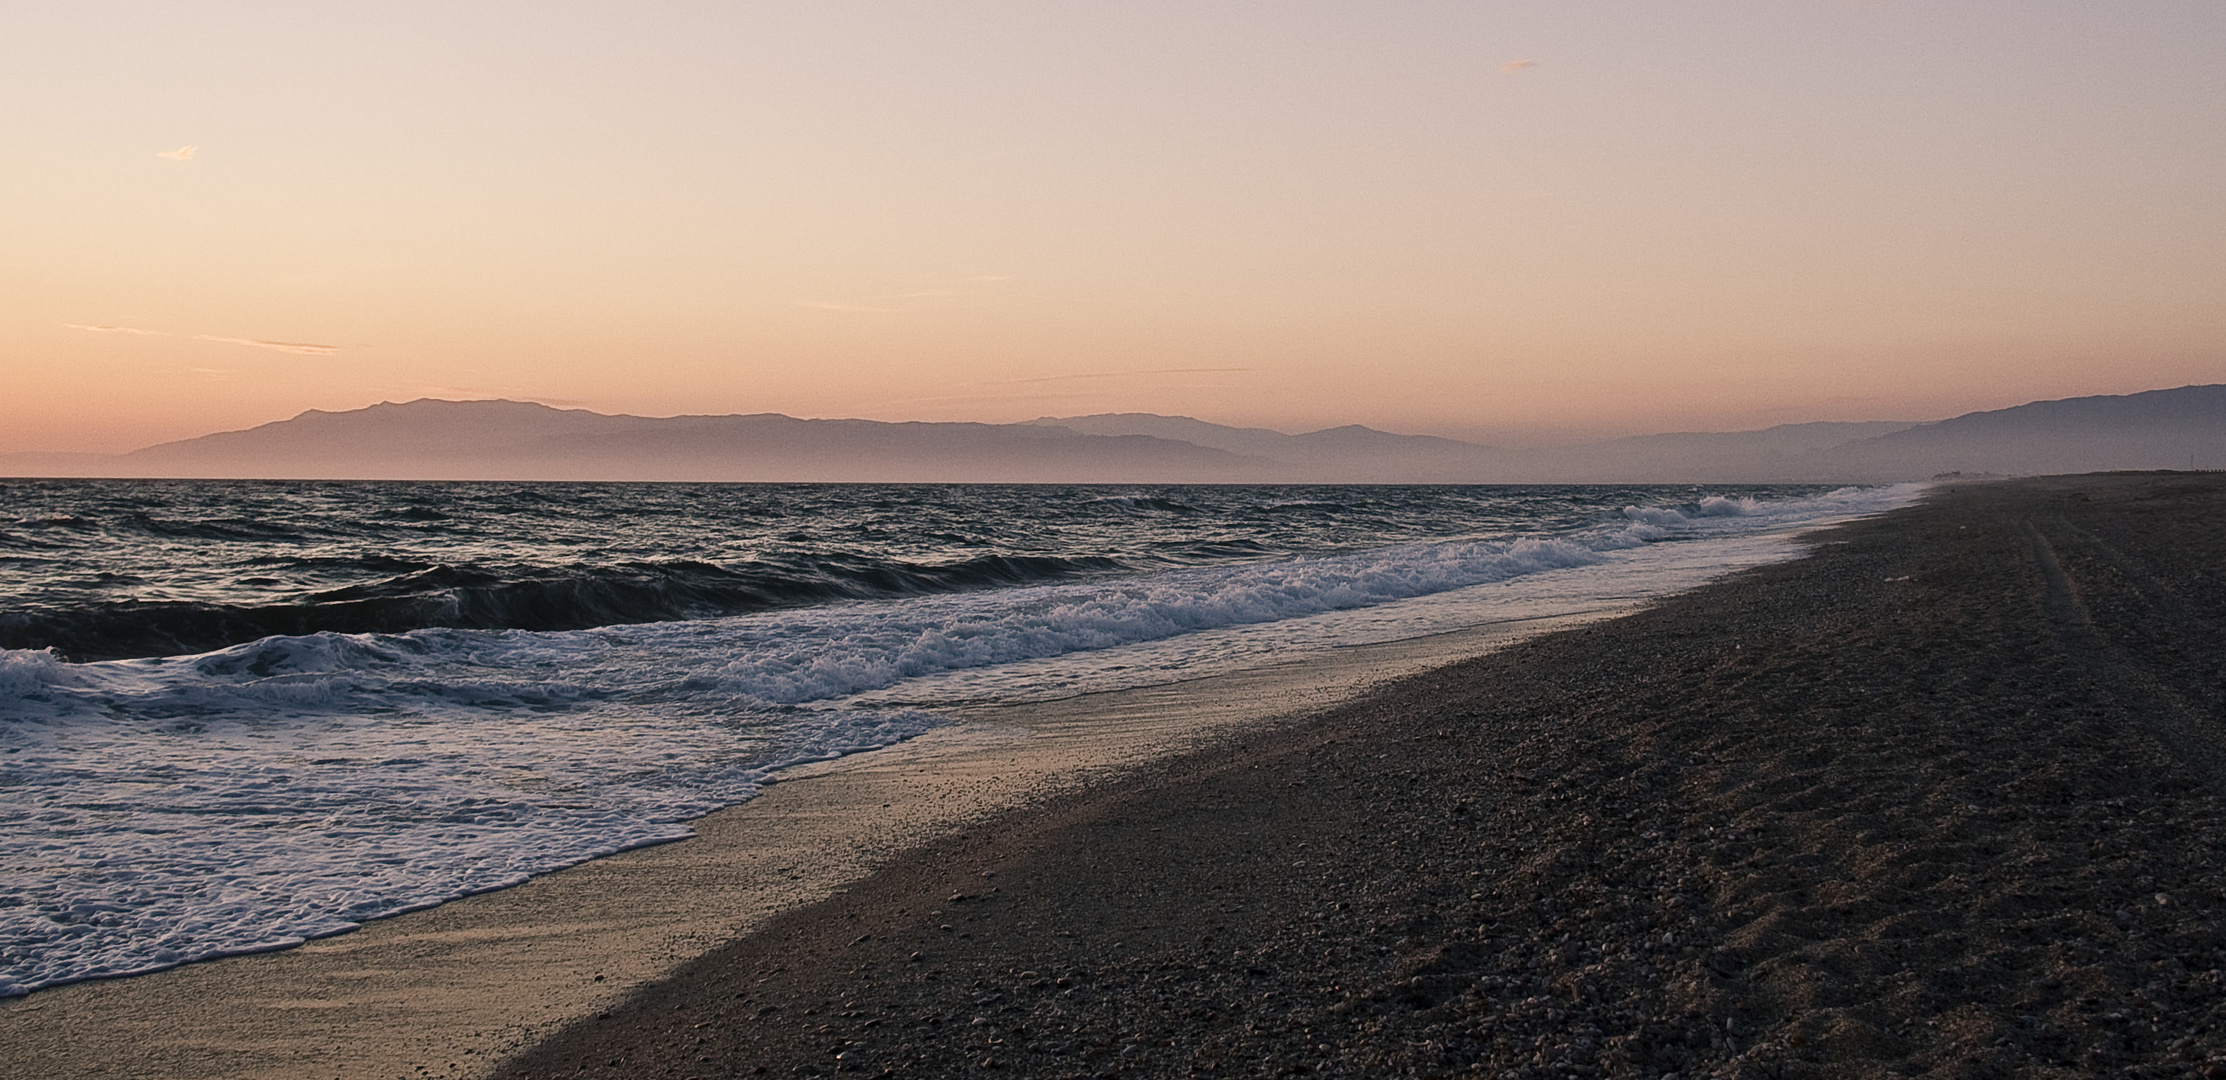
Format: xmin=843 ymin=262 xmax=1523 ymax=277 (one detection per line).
xmin=2023 ymin=515 xmax=2226 ymax=792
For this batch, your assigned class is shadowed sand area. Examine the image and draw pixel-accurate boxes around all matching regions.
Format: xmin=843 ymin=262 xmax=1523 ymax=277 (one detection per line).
xmin=12 ymin=473 xmax=2226 ymax=1079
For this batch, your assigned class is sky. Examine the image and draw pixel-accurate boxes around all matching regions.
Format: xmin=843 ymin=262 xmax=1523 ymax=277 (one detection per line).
xmin=5 ymin=1 xmax=2223 ymax=452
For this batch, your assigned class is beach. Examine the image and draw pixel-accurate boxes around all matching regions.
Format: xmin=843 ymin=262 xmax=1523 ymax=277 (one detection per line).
xmin=8 ymin=472 xmax=2224 ymax=1078
xmin=482 ymin=473 xmax=2226 ymax=1079
xmin=0 ymin=586 xmax=1639 ymax=1079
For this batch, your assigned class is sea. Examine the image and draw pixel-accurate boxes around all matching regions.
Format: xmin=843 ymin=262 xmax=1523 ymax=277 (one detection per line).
xmin=0 ymin=479 xmax=1921 ymax=996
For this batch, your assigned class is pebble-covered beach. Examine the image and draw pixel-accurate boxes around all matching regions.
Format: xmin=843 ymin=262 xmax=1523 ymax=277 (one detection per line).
xmin=493 ymin=473 xmax=2226 ymax=1079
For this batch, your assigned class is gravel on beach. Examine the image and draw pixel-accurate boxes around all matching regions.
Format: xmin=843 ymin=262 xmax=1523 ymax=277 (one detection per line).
xmin=491 ymin=473 xmax=2226 ymax=1080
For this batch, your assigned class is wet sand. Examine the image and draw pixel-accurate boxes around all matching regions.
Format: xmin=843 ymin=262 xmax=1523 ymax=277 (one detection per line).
xmin=0 ymin=589 xmax=1642 ymax=1080
xmin=483 ymin=473 xmax=2226 ymax=1079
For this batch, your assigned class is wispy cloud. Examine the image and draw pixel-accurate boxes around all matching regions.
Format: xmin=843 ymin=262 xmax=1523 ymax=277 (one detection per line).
xmin=1500 ymin=59 xmax=1537 ymax=73
xmin=64 ymin=323 xmax=341 ymax=355
xmin=193 ymin=335 xmax=340 ymax=356
xmin=993 ymin=367 xmax=1256 ymax=385
xmin=157 ymin=145 xmax=197 ymax=161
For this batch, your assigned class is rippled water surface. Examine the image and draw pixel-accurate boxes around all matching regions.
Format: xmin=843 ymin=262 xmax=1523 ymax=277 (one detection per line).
xmin=1 ymin=481 xmax=1821 ymax=661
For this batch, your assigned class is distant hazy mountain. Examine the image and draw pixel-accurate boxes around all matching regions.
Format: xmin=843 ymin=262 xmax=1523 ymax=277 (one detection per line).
xmin=1030 ymin=386 xmax=2225 ymax=482
xmin=1511 ymin=421 xmax=1921 ymax=483
xmin=1028 ymin=413 xmax=1929 ymax=484
xmin=4 ymin=385 xmax=2220 ymax=483
xmin=1798 ymin=384 xmax=2226 ymax=481
xmin=60 ymin=399 xmax=1281 ymax=483
xmin=1023 ymin=414 xmax=1513 ymax=482
xmin=0 ymin=451 xmax=115 ymax=476
xmin=1020 ymin=413 xmax=1314 ymax=458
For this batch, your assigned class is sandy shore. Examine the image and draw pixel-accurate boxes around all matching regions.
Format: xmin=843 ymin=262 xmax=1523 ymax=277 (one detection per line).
xmin=477 ymin=473 xmax=2226 ymax=1079
xmin=0 ymin=578 xmax=1645 ymax=1079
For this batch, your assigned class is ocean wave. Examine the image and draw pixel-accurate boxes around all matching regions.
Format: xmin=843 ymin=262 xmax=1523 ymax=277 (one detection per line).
xmin=4 ymin=484 xmax=1921 ymax=727
xmin=1623 ymin=492 xmax=1781 ymax=527
xmin=9 ymin=514 xmax=95 ymax=530
xmin=2 ymin=481 xmax=1894 ymax=665
xmin=1086 ymin=493 xmax=1199 ymax=513
xmin=2 ymin=533 xmax=1613 ymax=731
xmin=0 ymin=552 xmax=1131 ymax=662
xmin=0 ymin=646 xmax=78 ymax=699
xmin=124 ymin=512 xmax=327 ymax=543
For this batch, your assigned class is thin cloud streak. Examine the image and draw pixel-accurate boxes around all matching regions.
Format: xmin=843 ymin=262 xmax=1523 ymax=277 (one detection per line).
xmin=156 ymin=145 xmax=197 ymax=161
xmin=193 ymin=336 xmax=341 ymax=356
xmin=64 ymin=323 xmax=341 ymax=355
xmin=1500 ymin=59 xmax=1537 ymax=73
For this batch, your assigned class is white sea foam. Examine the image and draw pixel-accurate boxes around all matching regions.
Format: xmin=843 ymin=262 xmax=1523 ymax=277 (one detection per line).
xmin=0 ymin=483 xmax=1921 ymax=995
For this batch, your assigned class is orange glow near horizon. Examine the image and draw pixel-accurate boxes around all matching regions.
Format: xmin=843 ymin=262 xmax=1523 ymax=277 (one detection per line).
xmin=4 ymin=2 xmax=2223 ymax=453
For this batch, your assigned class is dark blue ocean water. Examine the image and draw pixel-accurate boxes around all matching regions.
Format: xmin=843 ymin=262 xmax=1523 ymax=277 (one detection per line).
xmin=1 ymin=480 xmax=1837 ymax=661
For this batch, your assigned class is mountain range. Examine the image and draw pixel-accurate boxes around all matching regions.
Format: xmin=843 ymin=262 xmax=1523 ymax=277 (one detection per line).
xmin=5 ymin=384 xmax=2222 ymax=484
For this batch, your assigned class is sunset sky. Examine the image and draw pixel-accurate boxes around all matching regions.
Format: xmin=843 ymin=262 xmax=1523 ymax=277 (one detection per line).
xmin=5 ymin=1 xmax=2222 ymax=452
